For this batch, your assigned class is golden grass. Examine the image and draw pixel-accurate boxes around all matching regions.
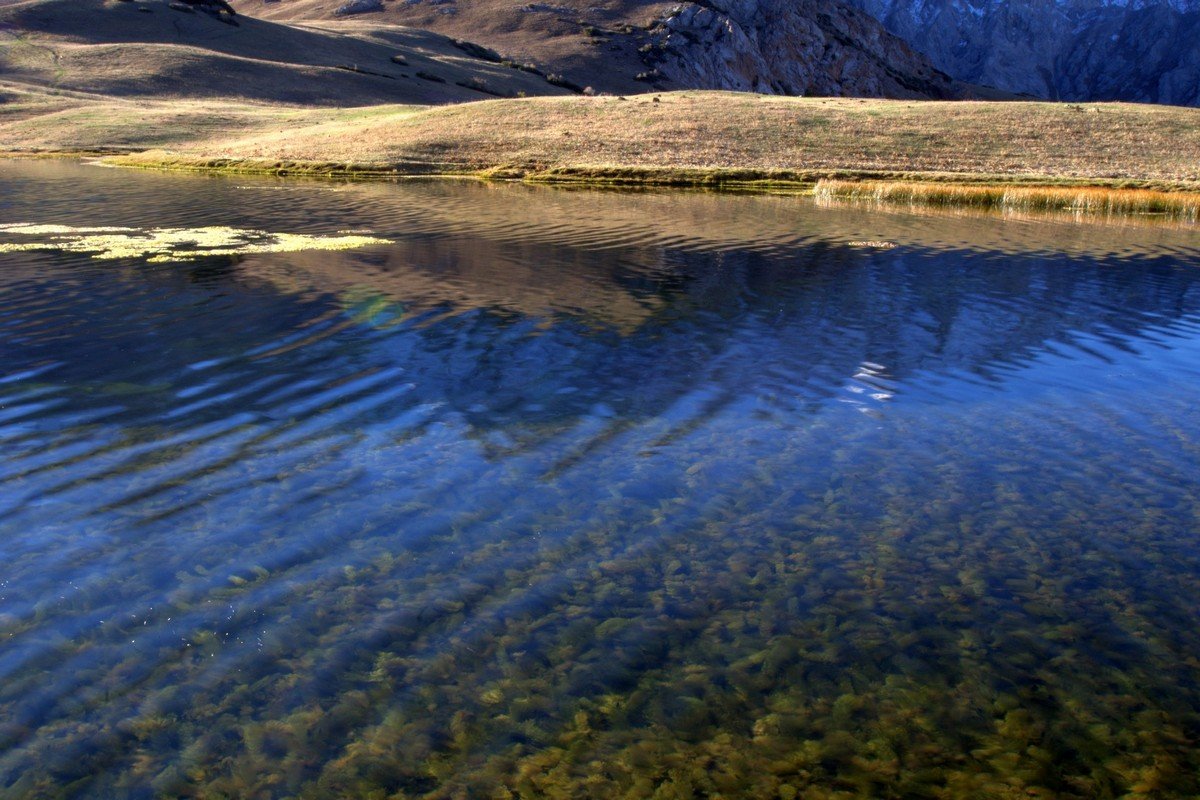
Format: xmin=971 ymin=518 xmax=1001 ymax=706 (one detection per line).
xmin=7 ymin=92 xmax=1200 ymax=184
xmin=149 ymin=94 xmax=1200 ymax=185
xmin=0 ymin=88 xmax=425 ymax=154
xmin=815 ymin=179 xmax=1200 ymax=220
xmin=6 ymin=90 xmax=1200 ymax=221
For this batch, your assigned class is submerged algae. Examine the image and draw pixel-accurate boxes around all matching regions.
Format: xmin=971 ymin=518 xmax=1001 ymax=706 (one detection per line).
xmin=7 ymin=394 xmax=1198 ymax=800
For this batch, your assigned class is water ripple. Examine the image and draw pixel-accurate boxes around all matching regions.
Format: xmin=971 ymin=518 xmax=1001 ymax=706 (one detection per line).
xmin=2 ymin=160 xmax=1200 ymax=797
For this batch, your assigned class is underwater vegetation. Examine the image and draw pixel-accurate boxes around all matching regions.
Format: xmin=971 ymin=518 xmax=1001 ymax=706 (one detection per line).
xmin=5 ymin=397 xmax=1199 ymax=800
xmin=2 ymin=161 xmax=1200 ymax=800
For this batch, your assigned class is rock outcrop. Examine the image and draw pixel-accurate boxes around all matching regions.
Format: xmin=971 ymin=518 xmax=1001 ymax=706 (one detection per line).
xmin=642 ymin=0 xmax=958 ymax=97
xmin=335 ymin=0 xmax=383 ymax=15
xmin=164 ymin=0 xmax=237 ymax=16
xmin=234 ymin=0 xmax=971 ymax=99
xmin=1057 ymin=5 xmax=1200 ymax=104
xmin=849 ymin=0 xmax=1200 ymax=105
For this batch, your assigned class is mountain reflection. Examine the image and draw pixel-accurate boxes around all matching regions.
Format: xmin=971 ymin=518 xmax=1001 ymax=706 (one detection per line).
xmin=3 ymin=199 xmax=1198 ymax=445
xmin=2 ymin=160 xmax=1200 ymax=799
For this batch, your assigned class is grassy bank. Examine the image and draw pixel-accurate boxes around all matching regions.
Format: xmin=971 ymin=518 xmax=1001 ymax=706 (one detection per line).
xmin=815 ymin=180 xmax=1200 ymax=221
xmin=107 ymin=151 xmax=1036 ymax=191
xmin=107 ymin=93 xmax=1200 ymax=183
xmin=5 ymin=90 xmax=1200 ymax=214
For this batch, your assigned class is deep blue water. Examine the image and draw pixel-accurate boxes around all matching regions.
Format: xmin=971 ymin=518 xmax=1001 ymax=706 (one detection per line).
xmin=1 ymin=159 xmax=1199 ymax=798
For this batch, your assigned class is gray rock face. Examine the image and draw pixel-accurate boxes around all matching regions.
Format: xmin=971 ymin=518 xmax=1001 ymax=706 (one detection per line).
xmin=642 ymin=0 xmax=958 ymax=98
xmin=334 ymin=0 xmax=383 ymax=15
xmin=849 ymin=0 xmax=1200 ymax=105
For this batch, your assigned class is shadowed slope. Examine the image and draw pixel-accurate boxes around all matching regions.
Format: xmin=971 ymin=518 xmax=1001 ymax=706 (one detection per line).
xmin=0 ymin=0 xmax=570 ymax=105
xmin=233 ymin=0 xmax=984 ymax=98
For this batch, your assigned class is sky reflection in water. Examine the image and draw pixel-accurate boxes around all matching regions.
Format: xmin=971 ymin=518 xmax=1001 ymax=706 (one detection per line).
xmin=1 ymin=160 xmax=1199 ymax=798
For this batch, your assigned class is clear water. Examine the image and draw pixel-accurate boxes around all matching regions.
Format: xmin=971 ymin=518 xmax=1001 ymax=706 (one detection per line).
xmin=2 ymin=159 xmax=1199 ymax=798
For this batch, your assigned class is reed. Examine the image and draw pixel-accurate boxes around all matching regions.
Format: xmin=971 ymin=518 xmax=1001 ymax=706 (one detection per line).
xmin=814 ymin=179 xmax=1200 ymax=221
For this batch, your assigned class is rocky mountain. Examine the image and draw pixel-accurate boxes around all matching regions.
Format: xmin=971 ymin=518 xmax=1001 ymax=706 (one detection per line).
xmin=641 ymin=0 xmax=959 ymax=97
xmin=235 ymin=0 xmax=985 ymax=98
xmin=849 ymin=0 xmax=1200 ymax=105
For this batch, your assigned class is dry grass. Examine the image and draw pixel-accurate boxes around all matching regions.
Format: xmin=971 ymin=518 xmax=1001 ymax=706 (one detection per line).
xmin=6 ymin=89 xmax=1200 ymax=216
xmin=815 ymin=180 xmax=1200 ymax=220
xmin=6 ymin=0 xmax=1200 ymax=225
xmin=170 ymin=94 xmax=1200 ymax=184
xmin=0 ymin=87 xmax=421 ymax=153
xmin=0 ymin=0 xmax=567 ymax=106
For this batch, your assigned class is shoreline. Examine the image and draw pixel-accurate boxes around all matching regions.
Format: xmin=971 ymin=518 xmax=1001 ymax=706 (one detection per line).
xmin=67 ymin=152 xmax=1200 ymax=221
xmin=6 ymin=147 xmax=1200 ymax=223
xmin=5 ymin=91 xmax=1200 ymax=220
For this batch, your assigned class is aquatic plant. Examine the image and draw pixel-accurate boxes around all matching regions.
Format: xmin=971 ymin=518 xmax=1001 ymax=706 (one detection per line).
xmin=814 ymin=180 xmax=1200 ymax=221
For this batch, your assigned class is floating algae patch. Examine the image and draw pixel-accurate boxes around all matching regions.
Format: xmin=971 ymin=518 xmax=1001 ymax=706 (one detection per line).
xmin=0 ymin=223 xmax=389 ymax=262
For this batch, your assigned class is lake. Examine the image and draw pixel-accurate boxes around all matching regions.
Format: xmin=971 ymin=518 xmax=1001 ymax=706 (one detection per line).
xmin=1 ymin=159 xmax=1199 ymax=798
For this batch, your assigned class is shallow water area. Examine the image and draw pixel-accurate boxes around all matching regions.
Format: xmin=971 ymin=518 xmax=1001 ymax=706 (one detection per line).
xmin=2 ymin=159 xmax=1200 ymax=798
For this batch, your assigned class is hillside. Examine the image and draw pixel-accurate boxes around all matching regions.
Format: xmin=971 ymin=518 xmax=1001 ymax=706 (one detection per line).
xmin=0 ymin=0 xmax=570 ymax=105
xmin=850 ymin=0 xmax=1200 ymax=105
xmin=3 ymin=0 xmax=1198 ymax=217
xmin=125 ymin=94 xmax=1200 ymax=185
xmin=232 ymin=0 xmax=987 ymax=99
xmin=5 ymin=89 xmax=1194 ymax=190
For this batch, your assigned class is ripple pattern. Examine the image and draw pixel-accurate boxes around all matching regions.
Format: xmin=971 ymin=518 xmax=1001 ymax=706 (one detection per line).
xmin=1 ymin=159 xmax=1200 ymax=798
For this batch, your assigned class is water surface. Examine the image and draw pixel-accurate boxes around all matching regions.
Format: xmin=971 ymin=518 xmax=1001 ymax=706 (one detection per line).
xmin=2 ymin=160 xmax=1199 ymax=798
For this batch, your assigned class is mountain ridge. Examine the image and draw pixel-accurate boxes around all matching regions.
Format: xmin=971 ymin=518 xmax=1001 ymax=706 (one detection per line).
xmin=233 ymin=0 xmax=988 ymax=99
xmin=850 ymin=0 xmax=1200 ymax=105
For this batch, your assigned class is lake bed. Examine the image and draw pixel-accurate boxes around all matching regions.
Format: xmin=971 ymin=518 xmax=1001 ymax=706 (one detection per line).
xmin=2 ymin=159 xmax=1199 ymax=798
